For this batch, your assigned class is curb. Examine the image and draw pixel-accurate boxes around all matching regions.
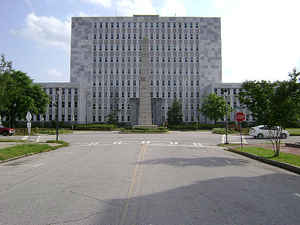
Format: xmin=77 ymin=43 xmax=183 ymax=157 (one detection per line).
xmin=225 ymin=147 xmax=300 ymax=175
xmin=0 ymin=142 xmax=68 ymax=164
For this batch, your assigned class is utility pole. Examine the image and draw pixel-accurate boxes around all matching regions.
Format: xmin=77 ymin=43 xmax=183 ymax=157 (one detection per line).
xmin=224 ymin=90 xmax=229 ymax=144
xmin=55 ymin=89 xmax=59 ymax=142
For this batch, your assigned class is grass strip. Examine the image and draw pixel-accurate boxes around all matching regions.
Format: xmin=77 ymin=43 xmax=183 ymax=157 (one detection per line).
xmin=286 ymin=128 xmax=300 ymax=136
xmin=0 ymin=141 xmax=69 ymax=161
xmin=233 ymin=146 xmax=300 ymax=167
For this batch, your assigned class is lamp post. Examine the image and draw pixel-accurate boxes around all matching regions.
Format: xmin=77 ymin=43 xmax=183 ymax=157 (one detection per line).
xmin=55 ymin=89 xmax=59 ymax=142
xmin=224 ymin=90 xmax=229 ymax=144
xmin=85 ymin=92 xmax=89 ymax=127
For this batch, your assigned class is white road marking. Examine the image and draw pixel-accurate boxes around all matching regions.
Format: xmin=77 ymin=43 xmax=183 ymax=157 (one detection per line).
xmin=141 ymin=141 xmax=145 ymax=144
xmin=118 ymin=141 xmax=122 ymax=144
xmin=146 ymin=141 xmax=150 ymax=144
xmin=294 ymin=193 xmax=300 ymax=198
xmin=174 ymin=142 xmax=178 ymax=145
xmin=32 ymin=163 xmax=44 ymax=168
xmin=193 ymin=143 xmax=204 ymax=147
xmin=36 ymin=136 xmax=41 ymax=142
xmin=222 ymin=135 xmax=225 ymax=144
xmin=170 ymin=142 xmax=173 ymax=145
xmin=113 ymin=141 xmax=117 ymax=145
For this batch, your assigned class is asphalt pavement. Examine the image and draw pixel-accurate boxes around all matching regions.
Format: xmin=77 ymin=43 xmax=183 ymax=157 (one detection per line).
xmin=0 ymin=131 xmax=299 ymax=225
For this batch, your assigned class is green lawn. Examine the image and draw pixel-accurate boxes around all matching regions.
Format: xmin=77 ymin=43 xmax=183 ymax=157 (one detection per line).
xmin=286 ymin=128 xmax=300 ymax=136
xmin=0 ymin=141 xmax=69 ymax=161
xmin=233 ymin=146 xmax=300 ymax=167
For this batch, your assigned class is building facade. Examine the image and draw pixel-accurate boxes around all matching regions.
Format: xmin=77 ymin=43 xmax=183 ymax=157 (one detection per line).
xmin=38 ymin=15 xmax=249 ymax=125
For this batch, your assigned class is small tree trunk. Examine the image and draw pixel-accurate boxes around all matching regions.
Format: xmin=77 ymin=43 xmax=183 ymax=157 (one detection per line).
xmin=274 ymin=139 xmax=281 ymax=157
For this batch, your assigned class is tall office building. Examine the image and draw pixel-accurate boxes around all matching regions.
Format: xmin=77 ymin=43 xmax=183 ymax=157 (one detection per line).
xmin=38 ymin=15 xmax=249 ymax=125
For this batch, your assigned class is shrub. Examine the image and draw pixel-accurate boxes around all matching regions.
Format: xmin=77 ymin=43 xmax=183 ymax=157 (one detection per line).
xmin=74 ymin=123 xmax=117 ymax=131
xmin=212 ymin=128 xmax=235 ymax=134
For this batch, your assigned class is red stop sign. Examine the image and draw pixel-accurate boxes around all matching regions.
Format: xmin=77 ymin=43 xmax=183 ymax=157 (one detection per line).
xmin=236 ymin=112 xmax=246 ymax=122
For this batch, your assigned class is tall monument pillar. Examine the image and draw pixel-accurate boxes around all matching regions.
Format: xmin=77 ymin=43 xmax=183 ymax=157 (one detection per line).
xmin=137 ymin=37 xmax=153 ymax=126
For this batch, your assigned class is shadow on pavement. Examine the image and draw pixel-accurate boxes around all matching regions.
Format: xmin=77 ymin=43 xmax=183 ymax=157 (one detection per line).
xmin=92 ymin=173 xmax=300 ymax=225
xmin=137 ymin=157 xmax=249 ymax=167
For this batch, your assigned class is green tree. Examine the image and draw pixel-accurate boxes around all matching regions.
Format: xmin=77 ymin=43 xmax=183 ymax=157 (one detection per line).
xmin=167 ymin=100 xmax=183 ymax=125
xmin=0 ymin=55 xmax=49 ymax=127
xmin=239 ymin=69 xmax=300 ymax=156
xmin=200 ymin=93 xmax=230 ymax=124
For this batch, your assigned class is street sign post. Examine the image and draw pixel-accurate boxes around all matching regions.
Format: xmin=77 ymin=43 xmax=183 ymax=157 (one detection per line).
xmin=26 ymin=112 xmax=32 ymax=136
xmin=0 ymin=115 xmax=2 ymax=125
xmin=235 ymin=112 xmax=246 ymax=150
xmin=236 ymin=112 xmax=246 ymax=122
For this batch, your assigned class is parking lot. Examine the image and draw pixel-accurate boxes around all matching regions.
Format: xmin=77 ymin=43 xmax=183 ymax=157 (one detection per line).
xmin=0 ymin=131 xmax=299 ymax=225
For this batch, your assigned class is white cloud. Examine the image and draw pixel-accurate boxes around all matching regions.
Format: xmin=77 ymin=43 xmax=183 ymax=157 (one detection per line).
xmin=214 ymin=0 xmax=300 ymax=82
xmin=11 ymin=13 xmax=71 ymax=51
xmin=159 ymin=0 xmax=187 ymax=17
xmin=80 ymin=0 xmax=111 ymax=8
xmin=116 ymin=0 xmax=157 ymax=16
xmin=46 ymin=69 xmax=68 ymax=82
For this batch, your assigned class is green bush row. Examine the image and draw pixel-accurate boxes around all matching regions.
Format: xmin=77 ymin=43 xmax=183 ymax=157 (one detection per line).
xmin=120 ymin=127 xmax=168 ymax=133
xmin=74 ymin=123 xmax=117 ymax=131
xmin=212 ymin=128 xmax=236 ymax=134
xmin=168 ymin=123 xmax=224 ymax=130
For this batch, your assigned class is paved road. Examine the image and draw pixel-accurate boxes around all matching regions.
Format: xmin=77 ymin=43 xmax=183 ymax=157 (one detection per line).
xmin=0 ymin=131 xmax=299 ymax=225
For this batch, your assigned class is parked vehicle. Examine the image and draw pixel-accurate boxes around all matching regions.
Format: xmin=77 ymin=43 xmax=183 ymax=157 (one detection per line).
xmin=249 ymin=125 xmax=289 ymax=139
xmin=0 ymin=125 xmax=15 ymax=136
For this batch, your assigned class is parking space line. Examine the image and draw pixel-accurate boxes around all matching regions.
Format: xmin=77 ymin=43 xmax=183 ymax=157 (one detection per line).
xmin=294 ymin=193 xmax=300 ymax=198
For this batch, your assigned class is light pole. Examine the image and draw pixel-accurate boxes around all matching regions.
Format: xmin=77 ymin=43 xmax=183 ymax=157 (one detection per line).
xmin=224 ymin=90 xmax=229 ymax=144
xmin=85 ymin=91 xmax=90 ymax=127
xmin=55 ymin=89 xmax=59 ymax=142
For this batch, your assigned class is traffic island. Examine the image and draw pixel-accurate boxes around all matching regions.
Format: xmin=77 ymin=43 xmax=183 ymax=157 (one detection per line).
xmin=119 ymin=127 xmax=168 ymax=133
xmin=223 ymin=146 xmax=300 ymax=175
xmin=0 ymin=140 xmax=69 ymax=163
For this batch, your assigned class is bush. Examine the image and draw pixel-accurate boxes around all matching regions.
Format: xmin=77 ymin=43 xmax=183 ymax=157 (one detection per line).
xmin=168 ymin=123 xmax=224 ymax=131
xmin=212 ymin=128 xmax=235 ymax=134
xmin=74 ymin=123 xmax=117 ymax=131
xmin=120 ymin=127 xmax=168 ymax=133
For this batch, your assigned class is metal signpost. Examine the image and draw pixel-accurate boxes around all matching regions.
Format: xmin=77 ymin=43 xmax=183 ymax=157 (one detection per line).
xmin=26 ymin=111 xmax=32 ymax=136
xmin=0 ymin=115 xmax=2 ymax=125
xmin=236 ymin=112 xmax=246 ymax=150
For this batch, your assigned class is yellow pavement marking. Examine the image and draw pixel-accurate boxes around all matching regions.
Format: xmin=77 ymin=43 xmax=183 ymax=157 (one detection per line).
xmin=119 ymin=142 xmax=147 ymax=225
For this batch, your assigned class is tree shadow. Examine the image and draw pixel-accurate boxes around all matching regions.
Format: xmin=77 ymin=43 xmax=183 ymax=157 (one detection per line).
xmin=91 ymin=173 xmax=300 ymax=225
xmin=137 ymin=157 xmax=249 ymax=167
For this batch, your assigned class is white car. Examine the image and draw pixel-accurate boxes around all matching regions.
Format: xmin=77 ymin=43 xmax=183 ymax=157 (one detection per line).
xmin=249 ymin=125 xmax=289 ymax=139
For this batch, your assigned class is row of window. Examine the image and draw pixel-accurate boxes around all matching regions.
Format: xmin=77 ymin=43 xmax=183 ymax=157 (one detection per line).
xmin=94 ymin=22 xmax=201 ymax=29
xmin=92 ymin=80 xmax=202 ymax=87
xmin=93 ymin=44 xmax=201 ymax=52
xmin=46 ymin=88 xmax=78 ymax=95
xmin=93 ymin=69 xmax=203 ymax=75
xmin=93 ymin=32 xmax=201 ymax=40
xmin=49 ymin=101 xmax=78 ymax=108
xmin=93 ymin=56 xmax=204 ymax=63
xmin=90 ymin=91 xmax=201 ymax=98
xmin=214 ymin=88 xmax=241 ymax=95
xmin=47 ymin=115 xmax=78 ymax=122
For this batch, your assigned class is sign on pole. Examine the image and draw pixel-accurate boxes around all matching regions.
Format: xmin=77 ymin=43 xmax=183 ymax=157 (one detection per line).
xmin=26 ymin=112 xmax=32 ymax=136
xmin=236 ymin=112 xmax=246 ymax=122
xmin=235 ymin=112 xmax=246 ymax=150
xmin=26 ymin=111 xmax=32 ymax=122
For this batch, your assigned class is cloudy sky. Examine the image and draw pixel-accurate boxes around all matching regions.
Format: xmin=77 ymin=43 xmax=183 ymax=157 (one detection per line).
xmin=1 ymin=0 xmax=299 ymax=83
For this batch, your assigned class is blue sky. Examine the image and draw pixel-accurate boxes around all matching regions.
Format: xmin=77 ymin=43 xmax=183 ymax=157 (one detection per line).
xmin=1 ymin=0 xmax=299 ymax=83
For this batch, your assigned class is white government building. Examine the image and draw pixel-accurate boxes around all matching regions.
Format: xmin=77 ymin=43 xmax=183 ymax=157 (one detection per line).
xmin=38 ymin=15 xmax=250 ymax=125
